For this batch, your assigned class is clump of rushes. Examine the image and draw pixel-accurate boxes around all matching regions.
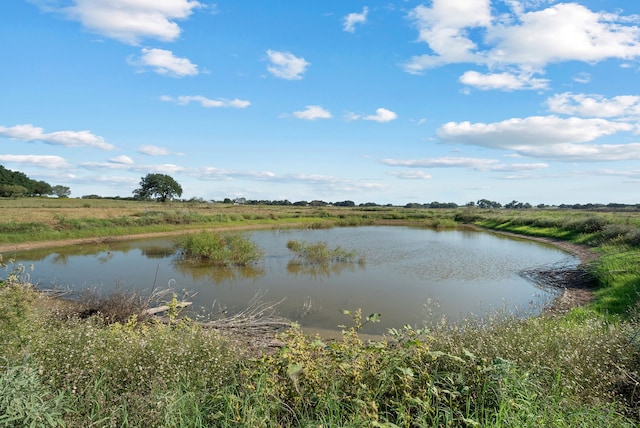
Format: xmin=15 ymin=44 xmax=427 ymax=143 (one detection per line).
xmin=175 ymin=231 xmax=264 ymax=266
xmin=286 ymin=239 xmax=362 ymax=264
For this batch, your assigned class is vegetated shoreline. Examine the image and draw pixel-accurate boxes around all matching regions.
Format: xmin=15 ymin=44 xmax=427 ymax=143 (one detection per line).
xmin=2 ymin=222 xmax=600 ymax=316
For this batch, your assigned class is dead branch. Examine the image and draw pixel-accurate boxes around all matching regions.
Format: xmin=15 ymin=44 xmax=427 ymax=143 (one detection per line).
xmin=520 ymin=259 xmax=596 ymax=290
xmin=201 ymin=292 xmax=291 ymax=333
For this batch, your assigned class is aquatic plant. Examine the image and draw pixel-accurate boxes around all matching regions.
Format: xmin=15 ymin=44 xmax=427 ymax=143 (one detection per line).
xmin=286 ymin=239 xmax=360 ymax=264
xmin=175 ymin=232 xmax=264 ymax=266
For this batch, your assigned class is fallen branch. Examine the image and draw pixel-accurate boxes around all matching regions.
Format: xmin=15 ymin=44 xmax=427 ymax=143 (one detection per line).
xmin=202 ymin=292 xmax=291 ymax=333
xmin=142 ymin=301 xmax=192 ymax=315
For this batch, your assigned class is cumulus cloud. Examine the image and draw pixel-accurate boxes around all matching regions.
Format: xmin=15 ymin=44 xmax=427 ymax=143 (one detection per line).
xmin=0 ymin=124 xmax=114 ymax=150
xmin=437 ymin=116 xmax=640 ymax=161
xmin=404 ymin=0 xmax=492 ymax=72
xmin=343 ymin=7 xmax=368 ymax=33
xmin=459 ymin=70 xmax=549 ymax=91
xmin=0 ymin=154 xmax=69 ymax=169
xmin=383 ymin=157 xmax=548 ymax=172
xmin=266 ymin=50 xmax=310 ymax=80
xmin=161 ymin=95 xmax=250 ymax=108
xmin=130 ymin=48 xmax=199 ymax=77
xmin=486 ymin=3 xmax=640 ymax=67
xmin=404 ymin=1 xmax=640 ymax=90
xmin=292 ymin=105 xmax=332 ymax=120
xmin=54 ymin=0 xmax=202 ymax=45
xmin=348 ymin=108 xmax=398 ymax=123
xmin=546 ymin=93 xmax=640 ymax=118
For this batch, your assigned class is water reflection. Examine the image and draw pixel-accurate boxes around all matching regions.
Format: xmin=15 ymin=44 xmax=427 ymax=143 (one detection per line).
xmin=15 ymin=226 xmax=578 ymax=334
xmin=286 ymin=260 xmax=364 ymax=278
xmin=173 ymin=261 xmax=265 ymax=284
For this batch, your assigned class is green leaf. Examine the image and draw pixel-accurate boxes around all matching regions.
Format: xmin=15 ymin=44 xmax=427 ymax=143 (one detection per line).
xmin=366 ymin=313 xmax=382 ymax=323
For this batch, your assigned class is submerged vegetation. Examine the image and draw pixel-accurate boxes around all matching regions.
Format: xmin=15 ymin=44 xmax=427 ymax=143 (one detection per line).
xmin=1 ymin=201 xmax=640 ymax=425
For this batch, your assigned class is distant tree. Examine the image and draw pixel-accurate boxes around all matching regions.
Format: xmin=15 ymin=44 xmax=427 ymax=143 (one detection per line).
xmin=477 ymin=199 xmax=502 ymax=209
xmin=0 ymin=184 xmax=28 ymax=198
xmin=504 ymin=200 xmax=532 ymax=209
xmin=32 ymin=180 xmax=53 ymax=196
xmin=52 ymin=185 xmax=71 ymax=198
xmin=133 ymin=173 xmax=183 ymax=202
xmin=309 ymin=200 xmax=328 ymax=207
xmin=334 ymin=200 xmax=355 ymax=207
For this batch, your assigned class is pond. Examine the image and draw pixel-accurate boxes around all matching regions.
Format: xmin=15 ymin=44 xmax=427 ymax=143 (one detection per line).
xmin=16 ymin=226 xmax=578 ymax=335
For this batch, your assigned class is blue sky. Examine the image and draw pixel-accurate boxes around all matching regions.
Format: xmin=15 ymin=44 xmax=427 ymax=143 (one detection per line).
xmin=2 ymin=0 xmax=640 ymax=205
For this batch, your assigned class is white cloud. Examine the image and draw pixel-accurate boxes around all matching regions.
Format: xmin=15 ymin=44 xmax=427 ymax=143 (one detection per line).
xmin=0 ymin=124 xmax=114 ymax=150
xmin=109 ymin=155 xmax=134 ymax=164
xmin=388 ymin=170 xmax=433 ymax=180
xmin=383 ymin=157 xmax=548 ymax=172
xmin=404 ymin=0 xmax=492 ymax=72
xmin=161 ymin=95 xmax=251 ymax=108
xmin=266 ymin=50 xmax=310 ymax=80
xmin=130 ymin=48 xmax=199 ymax=77
xmin=0 ymin=154 xmax=69 ymax=169
xmin=292 ymin=105 xmax=332 ymax=120
xmin=58 ymin=0 xmax=202 ymax=44
xmin=487 ymin=3 xmax=640 ymax=67
xmin=138 ymin=145 xmax=172 ymax=156
xmin=437 ymin=116 xmax=639 ymax=161
xmin=404 ymin=2 xmax=640 ymax=87
xmin=364 ymin=108 xmax=397 ymax=123
xmin=343 ymin=7 xmax=368 ymax=33
xmin=546 ymin=93 xmax=640 ymax=118
xmin=459 ymin=70 xmax=548 ymax=91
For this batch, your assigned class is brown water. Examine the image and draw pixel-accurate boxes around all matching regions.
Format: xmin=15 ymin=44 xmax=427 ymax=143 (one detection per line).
xmin=18 ymin=226 xmax=577 ymax=335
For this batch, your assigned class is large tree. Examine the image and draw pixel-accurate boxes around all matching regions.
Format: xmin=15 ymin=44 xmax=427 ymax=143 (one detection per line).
xmin=133 ymin=173 xmax=183 ymax=202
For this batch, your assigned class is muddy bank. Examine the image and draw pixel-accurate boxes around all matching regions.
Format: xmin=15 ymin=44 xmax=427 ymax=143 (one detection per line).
xmin=475 ymin=227 xmax=599 ymax=314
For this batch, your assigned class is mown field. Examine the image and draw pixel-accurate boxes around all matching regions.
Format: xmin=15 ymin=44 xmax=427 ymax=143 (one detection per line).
xmin=1 ymin=198 xmax=639 ymax=427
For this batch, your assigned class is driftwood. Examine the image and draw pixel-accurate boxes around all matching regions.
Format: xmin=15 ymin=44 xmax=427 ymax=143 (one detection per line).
xmin=142 ymin=301 xmax=192 ymax=315
xmin=201 ymin=292 xmax=291 ymax=334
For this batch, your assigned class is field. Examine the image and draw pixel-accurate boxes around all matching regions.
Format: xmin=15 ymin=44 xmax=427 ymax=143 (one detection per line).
xmin=1 ymin=198 xmax=639 ymax=426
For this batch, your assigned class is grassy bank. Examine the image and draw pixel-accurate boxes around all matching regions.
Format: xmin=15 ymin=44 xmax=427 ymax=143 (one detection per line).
xmin=1 ymin=202 xmax=639 ymax=426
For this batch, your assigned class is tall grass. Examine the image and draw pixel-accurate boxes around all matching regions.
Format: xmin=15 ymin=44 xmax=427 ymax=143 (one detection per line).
xmin=175 ymin=231 xmax=264 ymax=266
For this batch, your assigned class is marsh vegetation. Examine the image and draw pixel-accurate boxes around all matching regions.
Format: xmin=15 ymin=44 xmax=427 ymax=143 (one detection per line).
xmin=1 ymin=200 xmax=639 ymax=426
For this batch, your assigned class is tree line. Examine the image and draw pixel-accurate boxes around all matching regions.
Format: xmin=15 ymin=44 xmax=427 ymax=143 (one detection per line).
xmin=0 ymin=165 xmax=70 ymax=198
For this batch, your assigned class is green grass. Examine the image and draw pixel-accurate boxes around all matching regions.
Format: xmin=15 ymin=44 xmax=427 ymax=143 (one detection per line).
xmin=2 ymin=205 xmax=640 ymax=425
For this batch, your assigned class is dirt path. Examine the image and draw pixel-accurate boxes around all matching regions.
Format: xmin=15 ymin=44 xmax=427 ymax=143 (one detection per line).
xmin=0 ymin=223 xmax=300 ymax=254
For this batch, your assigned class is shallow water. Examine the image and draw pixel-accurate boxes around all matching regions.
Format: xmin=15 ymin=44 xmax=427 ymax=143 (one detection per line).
xmin=17 ymin=226 xmax=578 ymax=334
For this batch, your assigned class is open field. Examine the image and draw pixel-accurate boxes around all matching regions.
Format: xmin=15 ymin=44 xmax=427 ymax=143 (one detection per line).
xmin=1 ymin=199 xmax=639 ymax=426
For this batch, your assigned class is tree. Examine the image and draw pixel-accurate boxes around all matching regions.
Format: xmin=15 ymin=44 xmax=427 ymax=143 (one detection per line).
xmin=133 ymin=173 xmax=183 ymax=202
xmin=52 ymin=185 xmax=71 ymax=198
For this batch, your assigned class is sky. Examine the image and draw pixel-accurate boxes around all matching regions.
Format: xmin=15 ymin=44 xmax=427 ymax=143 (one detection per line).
xmin=2 ymin=0 xmax=640 ymax=206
